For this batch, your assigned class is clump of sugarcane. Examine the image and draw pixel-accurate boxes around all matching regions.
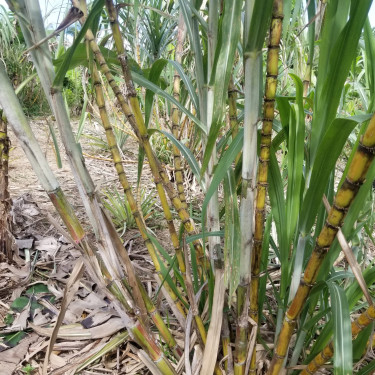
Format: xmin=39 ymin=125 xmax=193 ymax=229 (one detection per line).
xmin=171 ymin=14 xmax=188 ymax=211
xmin=103 ymin=0 xmax=186 ymax=271
xmin=90 ymin=62 xmax=184 ymax=355
xmin=267 ymin=113 xmax=375 ymax=375
xmin=73 ymin=0 xmax=189 ymax=281
xmin=0 ymin=65 xmax=179 ymax=375
xmin=300 ymin=304 xmax=375 ymax=375
xmin=75 ymin=0 xmax=208 ymax=277
xmin=101 ymin=0 xmax=214 ymax=351
xmin=89 ymin=56 xmax=186 ymax=314
xmin=250 ymin=0 xmax=283 ymax=373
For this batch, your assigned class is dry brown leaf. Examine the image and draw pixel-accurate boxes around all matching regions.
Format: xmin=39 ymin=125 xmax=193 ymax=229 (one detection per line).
xmin=200 ymin=269 xmax=225 ymax=375
xmin=28 ymin=317 xmax=126 ymax=340
xmin=34 ymin=237 xmax=60 ymax=255
xmin=43 ymin=258 xmax=84 ymax=375
xmin=0 ymin=332 xmax=39 ymax=374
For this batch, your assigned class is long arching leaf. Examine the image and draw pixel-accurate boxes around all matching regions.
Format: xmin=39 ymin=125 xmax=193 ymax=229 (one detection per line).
xmin=168 ymin=60 xmax=199 ymax=113
xmin=132 ymin=72 xmax=206 ymax=133
xmin=151 ymin=129 xmax=202 ymax=187
xmin=144 ymin=59 xmax=168 ymax=127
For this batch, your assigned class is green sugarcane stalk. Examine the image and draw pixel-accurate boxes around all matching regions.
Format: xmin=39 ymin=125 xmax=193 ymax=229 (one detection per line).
xmin=267 ymin=114 xmax=375 ymax=375
xmin=235 ymin=8 xmax=263 ymax=375
xmin=249 ymin=1 xmax=283 ymax=373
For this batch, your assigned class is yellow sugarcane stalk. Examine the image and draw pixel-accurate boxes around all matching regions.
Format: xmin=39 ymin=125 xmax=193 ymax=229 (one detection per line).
xmin=171 ymin=14 xmax=188 ymax=210
xmin=268 ymin=114 xmax=375 ymax=375
xmin=301 ymin=305 xmax=375 ymax=375
xmin=250 ymin=1 xmax=283 ymax=373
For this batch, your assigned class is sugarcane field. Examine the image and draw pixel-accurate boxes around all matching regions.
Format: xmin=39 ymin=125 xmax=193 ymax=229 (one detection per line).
xmin=1 ymin=0 xmax=375 ymax=374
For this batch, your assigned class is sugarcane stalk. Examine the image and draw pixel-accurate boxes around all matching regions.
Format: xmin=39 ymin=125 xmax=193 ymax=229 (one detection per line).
xmin=267 ymin=114 xmax=375 ymax=375
xmin=222 ymin=312 xmax=233 ymax=373
xmin=171 ymin=13 xmax=188 ymax=211
xmin=301 ymin=305 xmax=375 ymax=375
xmin=249 ymin=1 xmax=283 ymax=373
xmin=137 ymin=278 xmax=183 ymax=358
xmin=73 ymin=0 xmax=207 ymax=275
xmin=205 ymin=0 xmax=221 ymax=268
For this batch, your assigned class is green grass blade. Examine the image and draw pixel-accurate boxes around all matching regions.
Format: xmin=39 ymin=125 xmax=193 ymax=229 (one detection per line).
xmin=286 ymin=74 xmax=305 ymax=245
xmin=311 ymin=0 xmax=372 ymax=163
xmin=327 ymin=282 xmax=352 ymax=375
xmin=356 ymin=359 xmax=375 ymax=375
xmin=352 ymin=323 xmax=373 ymax=361
xmin=245 ymin=0 xmax=274 ymax=52
xmin=201 ymin=128 xmax=243 ymax=225
xmin=268 ymin=147 xmax=288 ymax=298
xmin=168 ymin=60 xmax=199 ymax=114
xmin=145 ymin=59 xmax=168 ymax=127
xmin=363 ymin=18 xmax=375 ymax=111
xmin=156 ymin=129 xmax=202 ymax=187
xmin=186 ymin=230 xmax=224 ymax=244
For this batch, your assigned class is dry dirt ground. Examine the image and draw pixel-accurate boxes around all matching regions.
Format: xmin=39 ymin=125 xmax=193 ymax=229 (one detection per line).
xmin=0 ymin=118 xmax=183 ymax=375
